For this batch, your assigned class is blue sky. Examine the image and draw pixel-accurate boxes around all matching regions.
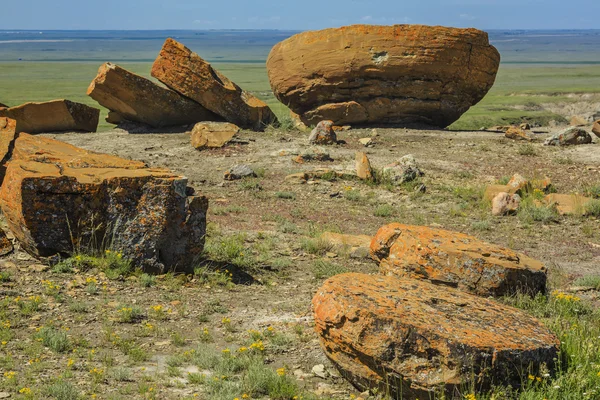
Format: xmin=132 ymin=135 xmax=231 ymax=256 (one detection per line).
xmin=2 ymin=0 xmax=599 ymax=30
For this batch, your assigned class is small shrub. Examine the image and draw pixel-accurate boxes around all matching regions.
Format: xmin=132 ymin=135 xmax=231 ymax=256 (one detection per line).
xmin=116 ymin=305 xmax=144 ymax=323
xmin=139 ymin=273 xmax=156 ymax=288
xmin=573 ymin=275 xmax=600 ymax=290
xmin=584 ymin=184 xmax=600 ymax=199
xmin=585 ymin=199 xmax=600 ymax=217
xmin=374 ymin=204 xmax=394 ymax=217
xmin=275 ymin=191 xmax=296 ymax=200
xmin=518 ymin=144 xmax=537 ymax=156
xmin=344 ymin=189 xmax=362 ymax=202
xmin=300 ymin=238 xmax=332 ymax=256
xmin=518 ymin=198 xmax=559 ymax=224
xmin=43 ymin=380 xmax=80 ymax=400
xmin=37 ymin=327 xmax=71 ymax=353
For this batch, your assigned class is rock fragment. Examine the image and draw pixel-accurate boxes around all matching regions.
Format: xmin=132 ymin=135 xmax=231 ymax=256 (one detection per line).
xmin=224 ymin=165 xmax=257 ymax=181
xmin=308 ymin=120 xmax=337 ymax=145
xmin=492 ymin=192 xmax=521 ymax=216
xmin=592 ymin=120 xmax=600 ymax=138
xmin=190 ymin=122 xmax=240 ymax=150
xmin=355 ymin=152 xmax=373 ymax=180
xmin=544 ymin=127 xmax=592 ymax=146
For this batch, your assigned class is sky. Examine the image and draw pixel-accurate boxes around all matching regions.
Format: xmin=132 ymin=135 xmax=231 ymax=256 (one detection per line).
xmin=2 ymin=0 xmax=599 ymax=30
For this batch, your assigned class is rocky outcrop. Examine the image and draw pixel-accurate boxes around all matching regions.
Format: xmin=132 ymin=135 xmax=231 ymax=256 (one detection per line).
xmin=370 ymin=223 xmax=547 ymax=296
xmin=0 ymin=117 xmax=18 ymax=184
xmin=544 ymin=127 xmax=592 ymax=146
xmin=267 ymin=24 xmax=500 ymax=127
xmin=190 ymin=122 xmax=239 ymax=150
xmin=593 ymin=120 xmax=600 ymax=138
xmin=313 ymin=273 xmax=559 ymax=399
xmin=151 ymin=38 xmax=277 ymax=131
xmin=87 ymin=63 xmax=219 ymax=128
xmin=0 ymin=133 xmax=207 ymax=272
xmin=0 ymin=100 xmax=99 ymax=134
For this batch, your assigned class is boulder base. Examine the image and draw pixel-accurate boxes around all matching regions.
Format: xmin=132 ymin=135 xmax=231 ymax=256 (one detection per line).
xmin=87 ymin=63 xmax=219 ymax=128
xmin=190 ymin=122 xmax=240 ymax=150
xmin=313 ymin=273 xmax=559 ymax=399
xmin=370 ymin=223 xmax=547 ymax=296
xmin=0 ymin=133 xmax=207 ymax=272
xmin=151 ymin=38 xmax=276 ymax=131
xmin=267 ymin=24 xmax=500 ymax=127
xmin=0 ymin=100 xmax=99 ymax=134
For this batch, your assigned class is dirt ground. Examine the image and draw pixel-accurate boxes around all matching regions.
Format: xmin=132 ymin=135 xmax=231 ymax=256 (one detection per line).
xmin=0 ymin=124 xmax=599 ymax=399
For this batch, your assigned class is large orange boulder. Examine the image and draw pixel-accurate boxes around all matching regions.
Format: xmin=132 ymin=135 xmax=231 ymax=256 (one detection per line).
xmin=267 ymin=24 xmax=500 ymax=127
xmin=151 ymin=38 xmax=277 ymax=131
xmin=0 ymin=100 xmax=99 ymax=133
xmin=87 ymin=63 xmax=220 ymax=128
xmin=0 ymin=133 xmax=207 ymax=272
xmin=313 ymin=273 xmax=559 ymax=399
xmin=370 ymin=223 xmax=546 ymax=296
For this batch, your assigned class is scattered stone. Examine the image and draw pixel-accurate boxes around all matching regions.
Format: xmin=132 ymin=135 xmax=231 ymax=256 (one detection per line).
xmin=290 ymin=111 xmax=309 ymax=131
xmin=507 ymin=173 xmax=528 ymax=192
xmin=592 ymin=120 xmax=600 ymax=138
xmin=505 ymin=126 xmax=532 ymax=141
xmin=0 ymin=229 xmax=13 ymax=256
xmin=492 ymin=192 xmax=521 ymax=216
xmin=0 ymin=100 xmax=99 ymax=134
xmin=520 ymin=122 xmax=531 ymax=130
xmin=332 ymin=125 xmax=351 ymax=132
xmin=544 ymin=193 xmax=592 ymax=215
xmin=544 ymin=127 xmax=592 ymax=146
xmin=284 ymin=173 xmax=308 ymax=184
xmin=224 ymin=164 xmax=257 ymax=181
xmin=88 ymin=63 xmax=219 ymax=128
xmin=358 ymin=137 xmax=373 ymax=147
xmin=570 ymin=115 xmax=587 ymax=127
xmin=293 ymin=148 xmax=333 ymax=163
xmin=152 ymin=38 xmax=277 ymax=131
xmin=382 ymin=155 xmax=424 ymax=185
xmin=190 ymin=122 xmax=240 ymax=150
xmin=355 ymin=152 xmax=373 ymax=180
xmin=312 ymin=364 xmax=328 ymax=379
xmin=0 ymin=133 xmax=207 ymax=272
xmin=308 ymin=121 xmax=337 ymax=145
xmin=267 ymin=24 xmax=500 ymax=127
xmin=313 ymin=273 xmax=559 ymax=399
xmin=370 ymin=223 xmax=547 ymax=297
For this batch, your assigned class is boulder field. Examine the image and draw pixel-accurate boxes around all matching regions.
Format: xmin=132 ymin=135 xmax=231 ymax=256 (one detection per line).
xmin=313 ymin=273 xmax=559 ymax=399
xmin=0 ymin=118 xmax=207 ymax=273
xmin=267 ymin=24 xmax=500 ymax=127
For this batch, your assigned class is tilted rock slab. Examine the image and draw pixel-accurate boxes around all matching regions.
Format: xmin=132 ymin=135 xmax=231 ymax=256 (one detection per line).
xmin=267 ymin=24 xmax=500 ymax=127
xmin=87 ymin=63 xmax=220 ymax=128
xmin=313 ymin=273 xmax=559 ymax=399
xmin=0 ymin=132 xmax=207 ymax=272
xmin=0 ymin=100 xmax=99 ymax=133
xmin=370 ymin=223 xmax=547 ymax=296
xmin=151 ymin=38 xmax=277 ymax=131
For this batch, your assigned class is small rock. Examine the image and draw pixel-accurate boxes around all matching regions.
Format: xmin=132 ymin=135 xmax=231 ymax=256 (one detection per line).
xmin=520 ymin=122 xmax=531 ymax=130
xmin=293 ymin=148 xmax=333 ymax=163
xmin=224 ymin=164 xmax=257 ymax=180
xmin=505 ymin=126 xmax=532 ymax=141
xmin=545 ymin=193 xmax=593 ymax=215
xmin=544 ymin=127 xmax=592 ymax=146
xmin=312 ymin=364 xmax=328 ymax=379
xmin=0 ymin=391 xmax=10 ymax=399
xmin=570 ymin=115 xmax=587 ymax=127
xmin=382 ymin=155 xmax=424 ymax=185
xmin=332 ymin=125 xmax=351 ymax=132
xmin=358 ymin=137 xmax=373 ymax=146
xmin=492 ymin=192 xmax=521 ymax=216
xmin=190 ymin=122 xmax=240 ymax=150
xmin=592 ymin=120 xmax=600 ymax=138
xmin=308 ymin=120 xmax=337 ymax=145
xmin=284 ymin=173 xmax=308 ymax=184
xmin=355 ymin=152 xmax=373 ymax=180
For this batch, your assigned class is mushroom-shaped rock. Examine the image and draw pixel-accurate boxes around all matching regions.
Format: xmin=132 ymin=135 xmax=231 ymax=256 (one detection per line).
xmin=267 ymin=24 xmax=500 ymax=127
xmin=370 ymin=223 xmax=547 ymax=296
xmin=313 ymin=273 xmax=559 ymax=399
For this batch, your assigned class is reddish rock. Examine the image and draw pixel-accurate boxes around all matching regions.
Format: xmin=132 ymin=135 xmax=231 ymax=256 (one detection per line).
xmin=0 ymin=133 xmax=207 ymax=272
xmin=355 ymin=152 xmax=373 ymax=180
xmin=190 ymin=122 xmax=239 ymax=150
xmin=308 ymin=120 xmax=337 ymax=145
xmin=593 ymin=120 xmax=600 ymax=138
xmin=151 ymin=38 xmax=276 ymax=131
xmin=545 ymin=193 xmax=592 ymax=215
xmin=0 ymin=117 xmax=18 ymax=184
xmin=267 ymin=24 xmax=500 ymax=127
xmin=0 ymin=100 xmax=99 ymax=134
xmin=313 ymin=273 xmax=559 ymax=398
xmin=492 ymin=192 xmax=521 ymax=216
xmin=370 ymin=223 xmax=547 ymax=296
xmin=505 ymin=126 xmax=531 ymax=141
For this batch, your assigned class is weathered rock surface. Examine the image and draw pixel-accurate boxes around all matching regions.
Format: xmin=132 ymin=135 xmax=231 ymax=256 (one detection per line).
xmin=355 ymin=152 xmax=373 ymax=180
xmin=0 ymin=133 xmax=207 ymax=272
xmin=545 ymin=193 xmax=592 ymax=215
xmin=593 ymin=120 xmax=600 ymax=138
xmin=0 ymin=100 xmax=99 ymax=134
xmin=544 ymin=127 xmax=592 ymax=146
xmin=505 ymin=126 xmax=532 ymax=141
xmin=0 ymin=229 xmax=13 ymax=256
xmin=0 ymin=117 xmax=18 ymax=184
xmin=308 ymin=120 xmax=337 ymax=145
xmin=484 ymin=175 xmax=551 ymax=201
xmin=313 ymin=273 xmax=559 ymax=398
xmin=370 ymin=223 xmax=547 ymax=296
xmin=321 ymin=232 xmax=372 ymax=259
xmin=151 ymin=38 xmax=277 ymax=131
xmin=224 ymin=164 xmax=256 ymax=181
xmin=190 ymin=122 xmax=239 ymax=150
xmin=87 ymin=63 xmax=219 ymax=128
xmin=382 ymin=155 xmax=424 ymax=185
xmin=105 ymin=111 xmax=126 ymax=125
xmin=492 ymin=192 xmax=521 ymax=216
xmin=267 ymin=24 xmax=500 ymax=127
xmin=570 ymin=115 xmax=587 ymax=126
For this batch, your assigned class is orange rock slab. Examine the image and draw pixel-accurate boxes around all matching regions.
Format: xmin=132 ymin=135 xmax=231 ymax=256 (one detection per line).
xmin=87 ymin=63 xmax=220 ymax=128
xmin=267 ymin=24 xmax=500 ymax=127
xmin=313 ymin=273 xmax=559 ymax=399
xmin=0 ymin=133 xmax=207 ymax=272
xmin=151 ymin=38 xmax=277 ymax=131
xmin=0 ymin=117 xmax=18 ymax=183
xmin=370 ymin=223 xmax=547 ymax=296
xmin=0 ymin=100 xmax=99 ymax=134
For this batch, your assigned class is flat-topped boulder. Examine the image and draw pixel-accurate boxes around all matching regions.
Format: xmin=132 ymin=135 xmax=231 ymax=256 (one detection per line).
xmin=0 ymin=133 xmax=207 ymax=272
xmin=370 ymin=223 xmax=547 ymax=296
xmin=87 ymin=63 xmax=220 ymax=128
xmin=267 ymin=24 xmax=500 ymax=127
xmin=151 ymin=38 xmax=277 ymax=131
xmin=313 ymin=273 xmax=559 ymax=399
xmin=0 ymin=100 xmax=99 ymax=134
xmin=190 ymin=122 xmax=239 ymax=150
